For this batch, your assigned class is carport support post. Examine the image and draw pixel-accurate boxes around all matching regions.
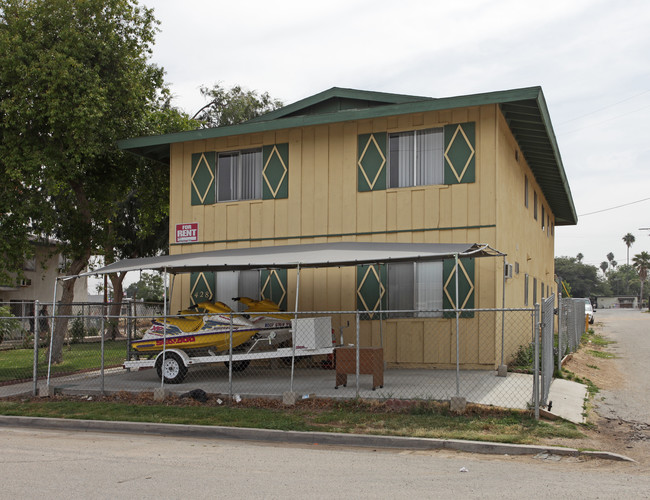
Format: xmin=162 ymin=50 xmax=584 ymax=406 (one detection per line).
xmin=46 ymin=278 xmax=60 ymax=395
xmin=33 ymin=300 xmax=39 ymax=396
xmin=455 ymin=253 xmax=460 ymax=397
xmin=290 ymin=264 xmax=301 ymax=394
xmin=100 ymin=301 xmax=105 ymax=394
xmin=159 ymin=268 xmax=168 ymax=392
xmin=228 ymin=314 xmax=233 ymax=399
xmin=355 ymin=311 xmax=360 ymax=398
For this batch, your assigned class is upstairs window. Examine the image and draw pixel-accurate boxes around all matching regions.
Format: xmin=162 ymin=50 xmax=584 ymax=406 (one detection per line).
xmin=217 ymin=149 xmax=262 ymax=202
xmin=524 ymin=175 xmax=529 ymax=208
xmin=388 ymin=128 xmax=444 ymax=188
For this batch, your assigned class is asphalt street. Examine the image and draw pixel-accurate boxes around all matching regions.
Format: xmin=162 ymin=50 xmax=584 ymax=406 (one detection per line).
xmin=0 ymin=426 xmax=648 ymax=499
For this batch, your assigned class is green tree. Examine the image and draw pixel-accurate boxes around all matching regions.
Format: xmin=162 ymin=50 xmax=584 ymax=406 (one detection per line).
xmin=632 ymin=251 xmax=650 ymax=309
xmin=555 ymin=256 xmax=602 ymax=298
xmin=125 ymin=272 xmax=164 ymax=302
xmin=606 ymin=264 xmax=639 ymax=296
xmin=623 ymin=233 xmax=635 ymax=266
xmin=0 ymin=0 xmax=172 ymax=362
xmin=192 ymin=83 xmax=284 ymax=128
xmin=600 ymin=261 xmax=608 ymax=276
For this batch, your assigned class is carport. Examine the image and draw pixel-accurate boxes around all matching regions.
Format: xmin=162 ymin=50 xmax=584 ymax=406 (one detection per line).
xmin=48 ymin=241 xmax=506 ymax=399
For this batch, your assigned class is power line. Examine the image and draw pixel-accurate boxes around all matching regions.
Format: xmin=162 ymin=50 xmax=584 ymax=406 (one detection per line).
xmin=579 ymin=197 xmax=650 ymax=217
xmin=558 ymin=89 xmax=650 ymax=126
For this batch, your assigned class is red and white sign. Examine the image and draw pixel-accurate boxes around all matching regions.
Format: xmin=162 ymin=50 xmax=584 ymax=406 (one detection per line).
xmin=175 ymin=222 xmax=199 ymax=243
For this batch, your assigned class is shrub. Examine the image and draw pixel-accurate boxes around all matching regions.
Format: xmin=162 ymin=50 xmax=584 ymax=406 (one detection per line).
xmin=0 ymin=305 xmax=22 ymax=344
xmin=69 ymin=316 xmax=86 ymax=344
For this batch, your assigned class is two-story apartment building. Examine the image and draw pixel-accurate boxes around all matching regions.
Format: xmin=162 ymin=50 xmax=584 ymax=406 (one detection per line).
xmin=119 ymin=86 xmax=576 ymax=369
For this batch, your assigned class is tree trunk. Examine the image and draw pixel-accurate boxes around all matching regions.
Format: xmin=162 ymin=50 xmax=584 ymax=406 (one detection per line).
xmin=50 ymin=256 xmax=89 ymax=364
xmin=107 ymin=272 xmax=127 ymax=340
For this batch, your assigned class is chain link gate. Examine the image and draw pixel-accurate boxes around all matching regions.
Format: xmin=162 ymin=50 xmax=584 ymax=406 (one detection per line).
xmin=540 ymin=295 xmax=555 ymax=406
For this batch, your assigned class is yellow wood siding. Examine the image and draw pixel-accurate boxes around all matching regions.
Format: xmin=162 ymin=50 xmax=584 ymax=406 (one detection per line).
xmin=167 ymin=103 xmax=539 ymax=369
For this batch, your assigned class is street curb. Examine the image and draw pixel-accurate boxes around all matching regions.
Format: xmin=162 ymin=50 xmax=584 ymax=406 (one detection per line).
xmin=0 ymin=415 xmax=635 ymax=462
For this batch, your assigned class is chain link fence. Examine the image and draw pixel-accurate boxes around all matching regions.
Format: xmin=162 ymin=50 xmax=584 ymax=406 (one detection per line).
xmin=1 ymin=302 xmax=552 ymax=414
xmin=558 ymin=298 xmax=586 ymax=358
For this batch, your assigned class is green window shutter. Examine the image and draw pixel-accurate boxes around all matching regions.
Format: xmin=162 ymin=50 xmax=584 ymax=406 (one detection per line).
xmin=191 ymin=152 xmax=216 ymax=205
xmin=442 ymin=258 xmax=475 ymax=318
xmin=444 ymin=122 xmax=475 ymax=184
xmin=261 ymin=269 xmax=288 ymax=310
xmin=356 ymin=264 xmax=387 ymax=320
xmin=189 ymin=272 xmax=215 ymax=306
xmin=357 ymin=133 xmax=387 ymax=192
xmin=263 ymin=144 xmax=289 ymax=199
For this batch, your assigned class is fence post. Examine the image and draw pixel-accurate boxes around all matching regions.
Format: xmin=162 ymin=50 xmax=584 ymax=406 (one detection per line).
xmin=355 ymin=311 xmax=360 ymax=398
xmin=100 ymin=302 xmax=106 ymax=394
xmin=228 ymin=313 xmax=233 ymax=399
xmin=533 ymin=303 xmax=540 ymax=420
xmin=557 ymin=295 xmax=563 ymax=374
xmin=33 ymin=300 xmax=39 ymax=396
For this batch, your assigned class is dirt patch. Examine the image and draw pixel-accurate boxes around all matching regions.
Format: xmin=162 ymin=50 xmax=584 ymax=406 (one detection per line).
xmin=562 ymin=346 xmax=625 ymax=391
xmin=544 ymin=324 xmax=650 ymax=468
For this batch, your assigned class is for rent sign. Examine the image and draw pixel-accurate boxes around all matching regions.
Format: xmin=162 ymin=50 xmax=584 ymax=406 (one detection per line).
xmin=175 ymin=222 xmax=198 ymax=243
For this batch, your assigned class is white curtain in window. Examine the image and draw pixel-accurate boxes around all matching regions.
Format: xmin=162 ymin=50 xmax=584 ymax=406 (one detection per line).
xmin=215 ymin=271 xmax=239 ymax=311
xmin=389 ymin=132 xmax=414 ymax=188
xmin=388 ymin=262 xmax=414 ymax=316
xmin=416 ymin=128 xmax=443 ymax=186
xmin=415 ymin=261 xmax=443 ymax=317
xmin=217 ymin=154 xmax=237 ymax=202
xmin=240 ymin=150 xmax=262 ymax=200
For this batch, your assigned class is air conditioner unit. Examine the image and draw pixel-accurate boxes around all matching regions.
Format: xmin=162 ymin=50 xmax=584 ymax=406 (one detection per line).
xmin=504 ymin=264 xmax=513 ymax=279
xmin=20 ymin=278 xmax=32 ymax=287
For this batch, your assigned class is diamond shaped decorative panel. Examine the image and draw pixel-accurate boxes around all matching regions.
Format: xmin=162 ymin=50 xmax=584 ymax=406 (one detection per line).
xmin=357 ymin=133 xmax=387 ymax=192
xmin=356 ymin=264 xmax=387 ymax=319
xmin=261 ymin=269 xmax=287 ymax=310
xmin=263 ymin=144 xmax=289 ymax=199
xmin=442 ymin=258 xmax=475 ymax=318
xmin=190 ymin=272 xmax=215 ymax=306
xmin=444 ymin=123 xmax=475 ymax=184
xmin=191 ymin=152 xmax=216 ymax=205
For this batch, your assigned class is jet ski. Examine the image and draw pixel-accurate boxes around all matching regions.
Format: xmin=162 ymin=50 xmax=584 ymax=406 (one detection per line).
xmin=132 ymin=298 xmax=291 ymax=353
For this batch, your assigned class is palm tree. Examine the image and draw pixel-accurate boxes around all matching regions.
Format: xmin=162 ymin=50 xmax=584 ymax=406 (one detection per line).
xmin=600 ymin=261 xmax=608 ymax=276
xmin=576 ymin=253 xmax=584 ymax=263
xmin=607 ymin=252 xmax=615 ymax=266
xmin=623 ymin=233 xmax=635 ymax=266
xmin=632 ymin=251 xmax=650 ymax=309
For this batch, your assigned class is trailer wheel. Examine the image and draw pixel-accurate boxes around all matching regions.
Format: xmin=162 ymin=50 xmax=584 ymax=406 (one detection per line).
xmin=156 ymin=352 xmax=187 ymax=384
xmin=224 ymin=360 xmax=250 ymax=372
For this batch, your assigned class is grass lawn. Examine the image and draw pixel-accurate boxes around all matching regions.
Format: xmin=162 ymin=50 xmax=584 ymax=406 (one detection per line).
xmin=0 ymin=340 xmax=127 ymax=383
xmin=0 ymin=394 xmax=584 ymax=445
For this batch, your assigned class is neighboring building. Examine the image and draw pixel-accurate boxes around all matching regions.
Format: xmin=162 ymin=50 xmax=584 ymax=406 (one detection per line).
xmin=596 ymin=296 xmax=638 ymax=309
xmin=0 ymin=239 xmax=88 ymax=324
xmin=119 ymin=86 xmax=577 ymax=369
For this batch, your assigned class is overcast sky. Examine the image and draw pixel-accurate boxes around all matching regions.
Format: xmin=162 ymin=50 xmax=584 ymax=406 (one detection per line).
xmin=144 ymin=0 xmax=650 ymax=272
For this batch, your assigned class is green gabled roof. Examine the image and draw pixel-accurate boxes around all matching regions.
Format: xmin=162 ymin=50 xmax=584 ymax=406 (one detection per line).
xmin=118 ymin=86 xmax=577 ymax=226
xmin=244 ymin=87 xmax=434 ymax=123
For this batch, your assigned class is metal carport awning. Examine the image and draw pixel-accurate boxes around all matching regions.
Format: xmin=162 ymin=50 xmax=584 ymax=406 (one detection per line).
xmin=51 ymin=242 xmax=507 ymax=397
xmin=76 ymin=242 xmax=504 ymax=276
